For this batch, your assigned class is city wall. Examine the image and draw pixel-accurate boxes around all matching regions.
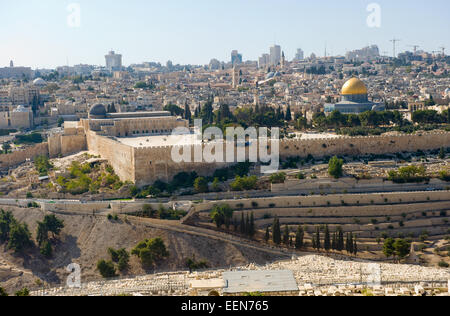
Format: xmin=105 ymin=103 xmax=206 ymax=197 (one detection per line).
xmin=85 ymin=131 xmax=135 ymax=183
xmin=271 ymin=178 xmax=449 ymax=193
xmin=48 ymin=134 xmax=87 ymax=158
xmin=3 ymin=130 xmax=448 ymax=186
xmin=0 ymin=142 xmax=48 ymax=170
xmin=278 ymin=132 xmax=450 ymax=158
xmin=129 ymin=131 xmax=450 ymax=186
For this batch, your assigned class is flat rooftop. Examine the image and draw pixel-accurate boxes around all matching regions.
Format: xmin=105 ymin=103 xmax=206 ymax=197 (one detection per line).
xmin=114 ymin=133 xmax=201 ymax=148
xmin=222 ymin=270 xmax=298 ymax=294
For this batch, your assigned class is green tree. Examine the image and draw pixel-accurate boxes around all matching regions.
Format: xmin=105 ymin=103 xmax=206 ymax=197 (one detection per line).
xmin=97 ymin=260 xmax=117 ymax=278
xmin=295 ymin=226 xmax=304 ymax=250
xmin=438 ymin=147 xmax=446 ymax=159
xmin=15 ymin=288 xmax=30 ymax=296
xmin=108 ymin=248 xmax=130 ymax=272
xmin=315 ymin=226 xmax=321 ymax=251
xmin=337 ymin=227 xmax=344 ymax=251
xmin=131 ymin=238 xmax=169 ymax=268
xmin=272 ymin=217 xmax=281 ymax=245
xmin=0 ymin=287 xmax=8 ymax=296
xmin=269 ymin=172 xmax=286 ymax=184
xmin=210 ymin=204 xmax=234 ymax=229
xmin=40 ymin=240 xmax=53 ymax=258
xmin=211 ymin=178 xmax=221 ymax=192
xmin=2 ymin=141 xmax=11 ymax=154
xmin=42 ymin=215 xmax=64 ymax=239
xmin=283 ymin=225 xmax=290 ymax=246
xmin=184 ymin=103 xmax=192 ymax=122
xmin=194 ymin=177 xmax=208 ymax=193
xmin=348 ymin=233 xmax=354 ymax=254
xmin=383 ymin=238 xmax=395 ymax=259
xmin=240 ymin=213 xmax=246 ymax=235
xmin=8 ymin=222 xmax=32 ymax=253
xmin=164 ymin=103 xmax=184 ymax=116
xmin=324 ymin=225 xmax=331 ymax=252
xmin=285 ymin=105 xmax=292 ymax=121
xmin=393 ymin=239 xmax=411 ymax=261
xmin=249 ymin=212 xmax=255 ymax=238
xmin=264 ymin=227 xmax=270 ymax=243
xmin=0 ymin=210 xmax=15 ymax=243
xmin=245 ymin=213 xmax=250 ymax=235
xmin=328 ymin=156 xmax=344 ymax=179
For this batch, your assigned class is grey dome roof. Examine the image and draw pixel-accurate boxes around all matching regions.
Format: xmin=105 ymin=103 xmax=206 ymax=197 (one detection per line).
xmin=89 ymin=104 xmax=107 ymax=118
xmin=33 ymin=78 xmax=47 ymax=86
xmin=13 ymin=105 xmax=30 ymax=113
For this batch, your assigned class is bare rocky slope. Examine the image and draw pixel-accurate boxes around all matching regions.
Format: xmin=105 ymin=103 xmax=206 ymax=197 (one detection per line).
xmin=0 ymin=206 xmax=283 ymax=294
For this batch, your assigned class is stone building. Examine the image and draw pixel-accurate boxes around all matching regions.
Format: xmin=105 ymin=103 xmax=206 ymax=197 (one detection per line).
xmin=44 ymin=102 xmax=450 ymax=188
xmin=325 ymin=78 xmax=385 ymax=114
xmin=0 ymin=105 xmax=34 ymax=129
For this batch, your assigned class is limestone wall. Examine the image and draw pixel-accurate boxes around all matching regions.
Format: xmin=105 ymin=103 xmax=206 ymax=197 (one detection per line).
xmin=41 ymin=201 xmax=110 ymax=213
xmin=245 ymin=201 xmax=450 ymax=221
xmin=278 ymin=132 xmax=450 ymax=158
xmin=82 ymin=130 xmax=450 ymax=187
xmin=86 ymin=131 xmax=135 ymax=183
xmin=0 ymin=142 xmax=48 ymax=169
xmin=48 ymin=134 xmax=87 ymax=158
xmin=133 ymin=145 xmax=229 ymax=187
xmin=193 ymin=191 xmax=450 ymax=212
xmin=272 ymin=178 xmax=448 ymax=193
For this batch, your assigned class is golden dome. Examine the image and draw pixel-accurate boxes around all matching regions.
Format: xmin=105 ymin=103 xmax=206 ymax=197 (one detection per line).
xmin=341 ymin=78 xmax=367 ymax=95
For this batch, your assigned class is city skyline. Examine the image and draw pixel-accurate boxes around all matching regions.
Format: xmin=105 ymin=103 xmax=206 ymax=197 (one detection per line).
xmin=1 ymin=0 xmax=449 ymax=69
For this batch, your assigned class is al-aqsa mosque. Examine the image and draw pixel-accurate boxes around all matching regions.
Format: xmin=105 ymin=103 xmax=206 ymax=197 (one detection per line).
xmin=325 ymin=77 xmax=385 ymax=114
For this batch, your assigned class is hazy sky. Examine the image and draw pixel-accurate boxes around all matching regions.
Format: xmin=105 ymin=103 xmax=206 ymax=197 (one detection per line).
xmin=1 ymin=0 xmax=449 ymax=69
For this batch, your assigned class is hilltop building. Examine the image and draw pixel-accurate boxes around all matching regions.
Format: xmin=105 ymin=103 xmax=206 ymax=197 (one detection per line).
xmin=105 ymin=51 xmax=123 ymax=72
xmin=324 ymin=78 xmax=385 ymax=114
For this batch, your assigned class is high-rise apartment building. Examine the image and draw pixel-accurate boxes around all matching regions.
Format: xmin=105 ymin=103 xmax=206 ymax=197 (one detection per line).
xmin=270 ymin=45 xmax=281 ymax=66
xmin=231 ymin=50 xmax=243 ymax=66
xmin=258 ymin=54 xmax=270 ymax=68
xmin=105 ymin=51 xmax=123 ymax=71
xmin=294 ymin=48 xmax=304 ymax=61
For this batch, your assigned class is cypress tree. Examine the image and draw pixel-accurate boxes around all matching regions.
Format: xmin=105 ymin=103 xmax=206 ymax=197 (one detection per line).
xmin=312 ymin=232 xmax=316 ymax=250
xmin=285 ymin=105 xmax=292 ymax=121
xmin=332 ymin=231 xmax=337 ymax=250
xmin=345 ymin=233 xmax=350 ymax=253
xmin=349 ymin=233 xmax=354 ymax=255
xmin=324 ymin=225 xmax=331 ymax=252
xmin=240 ymin=213 xmax=245 ymax=235
xmin=295 ymin=226 xmax=304 ymax=250
xmin=264 ymin=227 xmax=270 ymax=243
xmin=338 ymin=227 xmax=344 ymax=252
xmin=249 ymin=212 xmax=255 ymax=238
xmin=272 ymin=217 xmax=281 ymax=245
xmin=245 ymin=213 xmax=250 ymax=236
xmin=315 ymin=227 xmax=321 ymax=251
xmin=283 ymin=225 xmax=290 ymax=246
xmin=353 ymin=235 xmax=358 ymax=256
xmin=184 ymin=103 xmax=191 ymax=122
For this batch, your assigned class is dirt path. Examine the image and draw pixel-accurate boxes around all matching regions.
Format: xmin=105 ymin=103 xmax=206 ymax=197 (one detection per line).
xmin=127 ymin=216 xmax=291 ymax=258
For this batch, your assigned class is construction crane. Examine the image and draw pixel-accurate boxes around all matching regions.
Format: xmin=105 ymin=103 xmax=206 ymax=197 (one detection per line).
xmin=408 ymin=45 xmax=420 ymax=55
xmin=390 ymin=38 xmax=401 ymax=58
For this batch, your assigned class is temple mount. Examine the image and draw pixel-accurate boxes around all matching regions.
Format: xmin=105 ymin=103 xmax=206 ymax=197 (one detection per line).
xmin=324 ymin=77 xmax=385 ymax=114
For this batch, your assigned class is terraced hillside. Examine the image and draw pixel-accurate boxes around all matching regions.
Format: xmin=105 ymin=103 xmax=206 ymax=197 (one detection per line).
xmin=192 ymin=191 xmax=450 ymax=254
